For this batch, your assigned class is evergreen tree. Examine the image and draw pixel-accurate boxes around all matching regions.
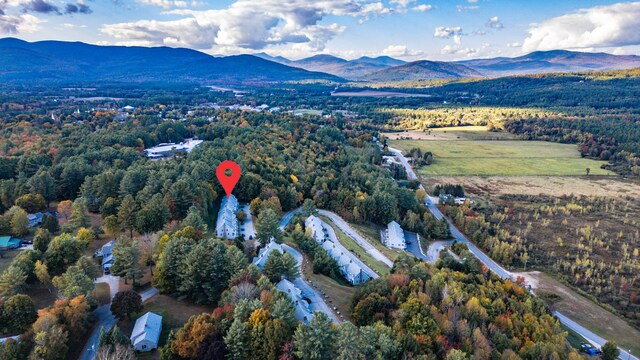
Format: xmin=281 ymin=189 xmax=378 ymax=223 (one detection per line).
xmin=0 ymin=266 xmax=27 ymax=297
xmin=293 ymin=312 xmax=336 ymax=360
xmin=224 ymin=319 xmax=248 ymax=360
xmin=136 ymin=193 xmax=171 ymax=235
xmin=33 ymin=228 xmax=52 ymax=253
xmin=181 ymin=205 xmax=207 ymax=232
xmin=117 ymin=195 xmax=138 ymax=238
xmin=256 ymin=208 xmax=281 ymax=244
xmin=110 ymin=237 xmax=144 ymax=287
xmin=68 ymin=198 xmax=91 ymax=230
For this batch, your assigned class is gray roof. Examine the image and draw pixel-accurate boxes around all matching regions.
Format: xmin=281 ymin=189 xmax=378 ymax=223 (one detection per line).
xmin=130 ymin=312 xmax=163 ymax=347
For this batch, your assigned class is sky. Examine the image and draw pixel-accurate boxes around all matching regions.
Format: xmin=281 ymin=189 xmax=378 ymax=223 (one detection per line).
xmin=2 ymin=0 xmax=640 ymax=61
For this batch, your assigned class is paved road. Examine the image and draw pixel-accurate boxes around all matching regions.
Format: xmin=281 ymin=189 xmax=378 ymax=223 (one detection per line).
xmin=78 ymin=305 xmax=116 ymax=360
xmin=318 ymin=210 xmax=393 ymax=268
xmin=554 ymin=312 xmax=638 ymax=360
xmin=392 ymin=146 xmax=637 ymax=359
xmin=140 ymin=287 xmax=160 ymax=302
xmin=387 ymin=147 xmax=418 ymax=180
xmin=282 ymin=244 xmax=340 ymax=323
xmin=425 ymin=240 xmax=454 ymax=263
xmin=279 ymin=209 xmax=301 ymax=230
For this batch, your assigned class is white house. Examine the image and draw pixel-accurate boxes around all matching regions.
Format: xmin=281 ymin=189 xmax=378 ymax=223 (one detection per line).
xmin=275 ymin=279 xmax=314 ymax=324
xmin=144 ymin=139 xmax=203 ymax=159
xmin=252 ymin=240 xmax=284 ymax=269
xmin=384 ymin=221 xmax=406 ymax=250
xmin=304 ymin=215 xmax=326 ymax=242
xmin=130 ymin=312 xmax=162 ymax=352
xmin=216 ymin=195 xmax=239 ymax=239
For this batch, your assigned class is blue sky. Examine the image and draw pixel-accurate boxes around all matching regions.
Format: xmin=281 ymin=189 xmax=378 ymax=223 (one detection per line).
xmin=2 ymin=0 xmax=640 ymax=60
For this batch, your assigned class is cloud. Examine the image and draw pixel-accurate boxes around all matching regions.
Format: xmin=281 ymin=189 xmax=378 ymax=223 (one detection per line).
xmin=523 ymin=2 xmax=640 ymax=52
xmin=456 ymin=5 xmax=478 ymax=12
xmin=441 ymin=44 xmax=478 ymax=56
xmin=65 ymin=3 xmax=92 ymax=14
xmin=433 ymin=26 xmax=462 ymax=38
xmin=412 ymin=4 xmax=432 ymax=12
xmin=25 ymin=0 xmax=58 ymax=14
xmin=138 ymin=0 xmax=190 ymax=8
xmin=382 ymin=44 xmax=424 ymax=57
xmin=0 ymin=13 xmax=42 ymax=33
xmin=486 ymin=16 xmax=502 ymax=29
xmin=102 ymin=0 xmax=393 ymax=51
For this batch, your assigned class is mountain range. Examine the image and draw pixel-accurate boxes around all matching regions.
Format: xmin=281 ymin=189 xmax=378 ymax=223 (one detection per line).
xmin=261 ymin=50 xmax=640 ymax=80
xmin=1 ymin=37 xmax=640 ymax=85
xmin=0 ymin=38 xmax=341 ymax=85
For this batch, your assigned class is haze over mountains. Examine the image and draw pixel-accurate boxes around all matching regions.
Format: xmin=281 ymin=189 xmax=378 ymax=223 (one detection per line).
xmin=0 ymin=38 xmax=341 ymax=85
xmin=1 ymin=38 xmax=640 ymax=85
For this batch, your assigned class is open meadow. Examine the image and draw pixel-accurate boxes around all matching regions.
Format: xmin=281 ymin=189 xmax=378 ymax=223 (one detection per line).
xmin=390 ymin=137 xmax=610 ymax=176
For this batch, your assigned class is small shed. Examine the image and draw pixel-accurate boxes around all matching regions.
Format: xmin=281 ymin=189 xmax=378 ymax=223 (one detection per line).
xmin=0 ymin=236 xmax=21 ymax=249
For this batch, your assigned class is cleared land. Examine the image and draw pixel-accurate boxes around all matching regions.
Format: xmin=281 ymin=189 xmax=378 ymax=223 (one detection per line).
xmin=519 ymin=271 xmax=640 ymax=354
xmin=292 ymin=109 xmax=323 ymax=116
xmin=390 ymin=139 xmax=610 ymax=176
xmin=385 ymin=126 xmax=519 ymax=141
xmin=422 ymin=175 xmax=640 ymax=199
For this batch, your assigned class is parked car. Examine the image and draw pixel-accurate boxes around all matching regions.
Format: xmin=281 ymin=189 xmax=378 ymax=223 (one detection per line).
xmin=580 ymin=343 xmax=602 ymax=356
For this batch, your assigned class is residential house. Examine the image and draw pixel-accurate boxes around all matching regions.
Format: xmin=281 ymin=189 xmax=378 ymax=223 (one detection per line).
xmin=96 ymin=241 xmax=116 ymax=273
xmin=383 ymin=221 xmax=406 ymax=250
xmin=275 ymin=279 xmax=314 ymax=324
xmin=130 ymin=312 xmax=163 ymax=352
xmin=0 ymin=236 xmax=21 ymax=250
xmin=304 ymin=215 xmax=326 ymax=242
xmin=252 ymin=240 xmax=284 ymax=269
xmin=216 ymin=195 xmax=239 ymax=239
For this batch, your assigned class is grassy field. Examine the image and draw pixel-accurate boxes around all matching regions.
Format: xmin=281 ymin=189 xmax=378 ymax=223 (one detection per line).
xmin=320 ymin=216 xmax=391 ymax=276
xmin=349 ymin=222 xmax=400 ymax=262
xmin=422 ymin=175 xmax=640 ymax=199
xmin=119 ymin=294 xmax=214 ymax=358
xmin=386 ymin=126 xmax=519 ymax=141
xmin=302 ymin=265 xmax=356 ymax=322
xmin=390 ymin=139 xmax=610 ymax=176
xmin=0 ymin=248 xmax=20 ymax=273
xmin=518 ymin=271 xmax=640 ymax=354
xmin=292 ymin=109 xmax=323 ymax=116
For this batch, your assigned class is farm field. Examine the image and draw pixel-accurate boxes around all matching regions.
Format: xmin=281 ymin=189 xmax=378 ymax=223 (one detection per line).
xmin=385 ymin=126 xmax=519 ymax=141
xmin=422 ymin=175 xmax=640 ymax=199
xmin=390 ymin=139 xmax=610 ymax=176
xmin=292 ymin=109 xmax=323 ymax=116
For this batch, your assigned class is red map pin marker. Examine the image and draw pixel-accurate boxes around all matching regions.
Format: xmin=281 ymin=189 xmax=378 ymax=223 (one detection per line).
xmin=216 ymin=160 xmax=241 ymax=198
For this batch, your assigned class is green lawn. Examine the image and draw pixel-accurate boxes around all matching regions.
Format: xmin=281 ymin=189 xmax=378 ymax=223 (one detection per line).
xmin=349 ymin=222 xmax=400 ymax=262
xmin=293 ymin=109 xmax=323 ymax=116
xmin=0 ymin=249 xmax=20 ymax=273
xmin=390 ymin=139 xmax=610 ymax=176
xmin=320 ymin=216 xmax=391 ymax=276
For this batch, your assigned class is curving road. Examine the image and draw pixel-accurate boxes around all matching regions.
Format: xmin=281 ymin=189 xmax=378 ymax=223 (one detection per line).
xmin=391 ymin=144 xmax=638 ymax=359
xmin=318 ymin=210 xmax=393 ymax=268
xmin=282 ymin=244 xmax=340 ymax=323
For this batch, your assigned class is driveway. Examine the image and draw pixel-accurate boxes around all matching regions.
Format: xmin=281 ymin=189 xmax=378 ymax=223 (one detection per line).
xmin=240 ymin=204 xmax=256 ymax=240
xmin=404 ymin=231 xmax=428 ymax=262
xmin=317 ymin=210 xmax=393 ymax=268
